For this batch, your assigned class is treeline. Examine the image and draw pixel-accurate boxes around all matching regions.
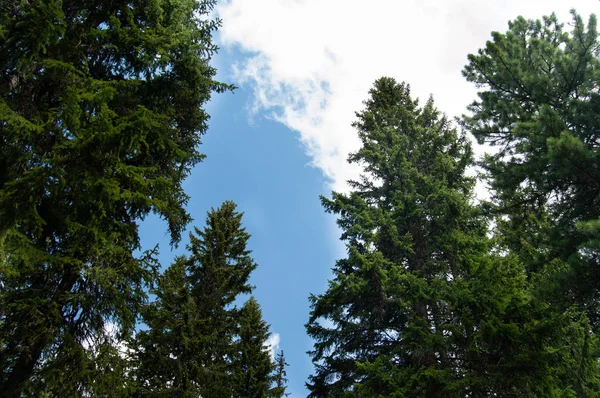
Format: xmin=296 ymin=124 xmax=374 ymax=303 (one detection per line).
xmin=1 ymin=1 xmax=599 ymax=398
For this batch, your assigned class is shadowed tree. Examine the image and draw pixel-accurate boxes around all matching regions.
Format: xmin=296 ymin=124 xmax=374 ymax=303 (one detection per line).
xmin=133 ymin=201 xmax=274 ymax=397
xmin=232 ymin=296 xmax=275 ymax=398
xmin=0 ymin=0 xmax=230 ymax=395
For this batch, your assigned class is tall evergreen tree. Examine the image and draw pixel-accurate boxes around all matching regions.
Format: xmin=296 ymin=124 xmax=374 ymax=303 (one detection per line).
xmin=133 ymin=201 xmax=265 ymax=397
xmin=232 ymin=296 xmax=274 ymax=398
xmin=306 ymin=78 xmax=474 ymax=397
xmin=0 ymin=0 xmax=230 ymax=395
xmin=306 ymin=77 xmax=597 ymax=397
xmin=462 ymin=11 xmax=600 ymax=314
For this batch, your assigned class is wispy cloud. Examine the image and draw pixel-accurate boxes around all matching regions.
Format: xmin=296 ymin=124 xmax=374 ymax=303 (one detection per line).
xmin=265 ymin=332 xmax=281 ymax=361
xmin=217 ymin=0 xmax=597 ymax=193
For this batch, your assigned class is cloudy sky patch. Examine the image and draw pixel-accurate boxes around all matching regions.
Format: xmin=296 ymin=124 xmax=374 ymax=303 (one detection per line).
xmin=217 ymin=0 xmax=598 ymax=192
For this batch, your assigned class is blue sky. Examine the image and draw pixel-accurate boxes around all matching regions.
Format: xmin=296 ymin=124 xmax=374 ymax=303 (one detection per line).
xmin=139 ymin=44 xmax=342 ymax=397
xmin=140 ymin=1 xmax=599 ymax=396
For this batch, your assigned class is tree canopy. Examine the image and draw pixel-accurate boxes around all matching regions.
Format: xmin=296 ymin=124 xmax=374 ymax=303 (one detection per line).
xmin=307 ymin=75 xmax=600 ymax=397
xmin=463 ymin=11 xmax=600 ymax=310
xmin=0 ymin=0 xmax=229 ymax=395
xmin=2 ymin=2 xmax=600 ymax=397
xmin=133 ymin=201 xmax=275 ymax=397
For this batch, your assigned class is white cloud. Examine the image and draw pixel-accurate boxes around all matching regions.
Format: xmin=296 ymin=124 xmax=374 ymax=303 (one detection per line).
xmin=217 ymin=0 xmax=599 ymax=193
xmin=81 ymin=321 xmax=133 ymax=367
xmin=265 ymin=332 xmax=281 ymax=361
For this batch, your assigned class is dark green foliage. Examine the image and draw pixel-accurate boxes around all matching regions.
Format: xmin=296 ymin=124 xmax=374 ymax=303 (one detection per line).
xmin=233 ymin=297 xmax=274 ymax=398
xmin=270 ymin=350 xmax=290 ymax=398
xmin=461 ymin=10 xmax=600 ymax=395
xmin=27 ymin=336 xmax=135 ymax=397
xmin=306 ymin=77 xmax=598 ymax=397
xmin=463 ymin=11 xmax=600 ymax=311
xmin=0 ymin=0 xmax=230 ymax=395
xmin=133 ymin=201 xmax=274 ymax=397
xmin=306 ymin=77 xmax=475 ymax=397
xmin=132 ymin=260 xmax=200 ymax=397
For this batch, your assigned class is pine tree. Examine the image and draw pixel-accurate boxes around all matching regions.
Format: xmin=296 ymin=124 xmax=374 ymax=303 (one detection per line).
xmin=306 ymin=77 xmax=596 ymax=397
xmin=0 ymin=0 xmax=230 ymax=395
xmin=270 ymin=350 xmax=289 ymax=398
xmin=462 ymin=11 xmax=600 ymax=395
xmin=462 ymin=11 xmax=600 ymax=314
xmin=133 ymin=201 xmax=262 ymax=397
xmin=232 ymin=297 xmax=275 ymax=398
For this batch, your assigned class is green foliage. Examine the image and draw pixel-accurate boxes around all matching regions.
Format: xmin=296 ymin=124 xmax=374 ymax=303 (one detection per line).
xmin=132 ymin=259 xmax=199 ymax=397
xmin=463 ymin=10 xmax=600 ymax=309
xmin=306 ymin=78 xmax=472 ymax=397
xmin=233 ymin=297 xmax=274 ymax=398
xmin=462 ymin=10 xmax=600 ymax=395
xmin=0 ymin=0 xmax=230 ymax=395
xmin=5 ymin=0 xmax=600 ymax=396
xmin=133 ymin=202 xmax=274 ymax=397
xmin=306 ymin=77 xmax=597 ymax=397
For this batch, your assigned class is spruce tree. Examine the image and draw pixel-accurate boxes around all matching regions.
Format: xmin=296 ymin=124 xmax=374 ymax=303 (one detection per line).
xmin=306 ymin=78 xmax=476 ymax=397
xmin=132 ymin=259 xmax=198 ymax=397
xmin=0 ymin=0 xmax=229 ymax=395
xmin=232 ymin=297 xmax=275 ymax=398
xmin=306 ymin=77 xmax=596 ymax=397
xmin=133 ymin=201 xmax=263 ymax=397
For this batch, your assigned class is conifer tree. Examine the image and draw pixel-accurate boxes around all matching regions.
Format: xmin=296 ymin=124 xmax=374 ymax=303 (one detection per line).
xmin=133 ymin=201 xmax=265 ymax=397
xmin=306 ymin=78 xmax=475 ymax=397
xmin=0 ymin=0 xmax=229 ymax=395
xmin=306 ymin=77 xmax=597 ymax=397
xmin=461 ymin=10 xmax=600 ymax=396
xmin=462 ymin=11 xmax=600 ymax=313
xmin=270 ymin=350 xmax=289 ymax=398
xmin=132 ymin=260 xmax=197 ymax=397
xmin=232 ymin=297 xmax=275 ymax=398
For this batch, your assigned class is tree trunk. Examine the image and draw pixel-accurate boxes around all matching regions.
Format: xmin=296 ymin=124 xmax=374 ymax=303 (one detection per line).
xmin=1 ymin=337 xmax=47 ymax=398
